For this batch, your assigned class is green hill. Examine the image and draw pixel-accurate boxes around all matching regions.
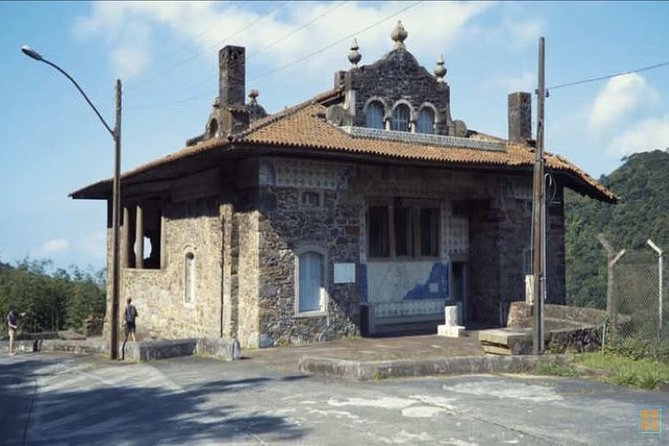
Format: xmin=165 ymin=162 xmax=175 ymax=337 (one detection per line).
xmin=565 ymin=149 xmax=669 ymax=308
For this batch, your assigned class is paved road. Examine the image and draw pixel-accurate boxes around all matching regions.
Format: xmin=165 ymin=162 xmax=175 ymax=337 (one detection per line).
xmin=0 ymin=352 xmax=666 ymax=445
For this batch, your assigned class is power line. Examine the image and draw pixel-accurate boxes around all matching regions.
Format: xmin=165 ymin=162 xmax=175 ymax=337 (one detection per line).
xmin=128 ymin=1 xmax=424 ymax=111
xmin=176 ymin=1 xmax=350 ymax=96
xmin=249 ymin=0 xmax=424 ymax=82
xmin=548 ymin=60 xmax=669 ymax=91
xmin=126 ymin=1 xmax=289 ymax=91
xmin=252 ymin=0 xmax=350 ymax=58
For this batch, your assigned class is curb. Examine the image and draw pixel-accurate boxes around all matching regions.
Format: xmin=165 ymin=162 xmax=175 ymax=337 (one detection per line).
xmin=298 ymin=354 xmax=571 ymax=381
xmin=2 ymin=337 xmax=241 ymax=362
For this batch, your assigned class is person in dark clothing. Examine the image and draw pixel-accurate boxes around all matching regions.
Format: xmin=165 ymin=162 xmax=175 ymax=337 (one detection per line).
xmin=120 ymin=298 xmax=138 ymax=361
xmin=123 ymin=298 xmax=138 ymax=343
xmin=6 ymin=306 xmax=19 ymax=355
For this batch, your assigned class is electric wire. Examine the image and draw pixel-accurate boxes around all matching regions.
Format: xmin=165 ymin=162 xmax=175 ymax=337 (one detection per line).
xmin=248 ymin=0 xmax=424 ymax=82
xmin=176 ymin=0 xmax=350 ymax=96
xmin=128 ymin=0 xmax=424 ymax=111
xmin=548 ymin=60 xmax=669 ymax=91
xmin=126 ymin=1 xmax=289 ymax=91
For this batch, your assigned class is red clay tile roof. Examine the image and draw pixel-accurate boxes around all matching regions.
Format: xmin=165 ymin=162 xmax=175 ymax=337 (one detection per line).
xmin=71 ymin=88 xmax=616 ymax=203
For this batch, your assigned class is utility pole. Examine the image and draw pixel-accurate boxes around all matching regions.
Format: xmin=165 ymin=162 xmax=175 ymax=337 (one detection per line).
xmin=110 ymin=80 xmax=122 ymax=360
xmin=21 ymin=45 xmax=123 ymax=360
xmin=532 ymin=37 xmax=546 ymax=355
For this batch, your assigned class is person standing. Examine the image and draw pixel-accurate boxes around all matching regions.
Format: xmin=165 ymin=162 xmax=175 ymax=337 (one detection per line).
xmin=6 ymin=306 xmax=18 ymax=356
xmin=123 ymin=298 xmax=138 ymax=343
xmin=120 ymin=298 xmax=138 ymax=360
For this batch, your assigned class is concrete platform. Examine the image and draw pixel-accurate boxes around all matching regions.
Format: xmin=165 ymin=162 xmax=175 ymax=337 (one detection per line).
xmin=298 ymin=354 xmax=571 ymax=381
xmin=1 ymin=336 xmax=241 ymax=362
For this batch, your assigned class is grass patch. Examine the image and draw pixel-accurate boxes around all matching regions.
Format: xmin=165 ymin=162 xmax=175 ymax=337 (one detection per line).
xmin=574 ymin=352 xmax=669 ymax=390
xmin=529 ymin=361 xmax=578 ymax=378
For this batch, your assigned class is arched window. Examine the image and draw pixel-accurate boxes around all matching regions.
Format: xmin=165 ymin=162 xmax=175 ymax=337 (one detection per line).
xmin=391 ymin=104 xmax=410 ymax=132
xmin=297 ymin=251 xmax=325 ymax=313
xmin=416 ymin=108 xmax=435 ymax=134
xmin=365 ymin=102 xmax=384 ymax=129
xmin=184 ymin=252 xmax=195 ymax=304
xmin=208 ymin=119 xmax=218 ymax=138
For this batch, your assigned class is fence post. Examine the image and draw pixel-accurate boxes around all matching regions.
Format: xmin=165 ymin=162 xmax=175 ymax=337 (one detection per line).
xmin=647 ymin=239 xmax=663 ymax=341
xmin=598 ymin=234 xmax=625 ymax=328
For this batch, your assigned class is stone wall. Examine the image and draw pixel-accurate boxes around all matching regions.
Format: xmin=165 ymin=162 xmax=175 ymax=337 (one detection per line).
xmin=250 ymin=156 xmax=562 ymax=343
xmin=546 ymin=188 xmax=566 ymax=304
xmin=256 ymin=186 xmax=362 ymax=347
xmin=101 ymin=156 xmax=568 ymax=346
xmin=235 ymin=210 xmax=261 ymax=348
xmin=343 ymin=48 xmax=453 ymax=134
xmin=106 ymin=197 xmax=224 ymax=340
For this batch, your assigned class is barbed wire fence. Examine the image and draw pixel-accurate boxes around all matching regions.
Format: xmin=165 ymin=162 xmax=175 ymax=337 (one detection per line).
xmin=603 ymin=237 xmax=668 ymax=359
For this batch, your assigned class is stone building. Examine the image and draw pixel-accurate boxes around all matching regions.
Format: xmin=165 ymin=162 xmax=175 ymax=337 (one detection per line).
xmin=71 ymin=23 xmax=615 ymax=348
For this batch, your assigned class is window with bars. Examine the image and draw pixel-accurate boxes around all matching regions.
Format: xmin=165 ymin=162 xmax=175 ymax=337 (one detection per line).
xmin=365 ymin=101 xmax=385 ymax=129
xmin=391 ymin=104 xmax=410 ymax=132
xmin=367 ymin=201 xmax=440 ymax=258
xmin=416 ymin=108 xmax=435 ymax=134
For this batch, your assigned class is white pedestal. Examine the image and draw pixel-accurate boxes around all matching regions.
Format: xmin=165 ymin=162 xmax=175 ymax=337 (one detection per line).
xmin=437 ymin=324 xmax=465 ymax=338
xmin=437 ymin=305 xmax=465 ymax=338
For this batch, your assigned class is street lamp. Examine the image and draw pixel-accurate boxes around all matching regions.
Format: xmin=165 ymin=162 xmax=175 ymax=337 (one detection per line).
xmin=22 ymin=45 xmax=123 ymax=360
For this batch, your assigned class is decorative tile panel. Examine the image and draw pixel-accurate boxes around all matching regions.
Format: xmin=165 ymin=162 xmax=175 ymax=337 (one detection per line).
xmin=269 ymin=159 xmax=350 ymax=190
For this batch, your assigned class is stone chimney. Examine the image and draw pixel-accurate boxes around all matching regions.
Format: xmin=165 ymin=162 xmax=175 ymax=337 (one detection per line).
xmin=508 ymin=92 xmax=532 ymax=143
xmin=218 ymin=46 xmax=249 ymax=135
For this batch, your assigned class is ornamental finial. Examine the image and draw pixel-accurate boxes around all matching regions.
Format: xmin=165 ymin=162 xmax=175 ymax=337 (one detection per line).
xmin=391 ymin=20 xmax=408 ymax=49
xmin=348 ymin=38 xmax=362 ymax=67
xmin=434 ymin=55 xmax=447 ymax=82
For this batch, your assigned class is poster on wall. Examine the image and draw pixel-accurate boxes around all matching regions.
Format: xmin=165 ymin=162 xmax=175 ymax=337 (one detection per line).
xmin=334 ymin=263 xmax=356 ymax=284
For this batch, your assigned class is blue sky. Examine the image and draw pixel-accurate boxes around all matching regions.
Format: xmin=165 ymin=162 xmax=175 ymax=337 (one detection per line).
xmin=1 ymin=1 xmax=668 ymax=270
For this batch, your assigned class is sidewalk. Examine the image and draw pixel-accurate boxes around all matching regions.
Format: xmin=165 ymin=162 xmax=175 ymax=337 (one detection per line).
xmin=2 ymin=332 xmax=568 ymax=380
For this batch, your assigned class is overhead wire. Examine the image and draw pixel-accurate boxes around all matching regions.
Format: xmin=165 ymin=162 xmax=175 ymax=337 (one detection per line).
xmin=125 ymin=1 xmax=289 ymax=92
xmin=249 ymin=0 xmax=424 ymax=82
xmin=548 ymin=60 xmax=669 ymax=91
xmin=128 ymin=0 xmax=424 ymax=111
xmin=176 ymin=0 xmax=350 ymax=95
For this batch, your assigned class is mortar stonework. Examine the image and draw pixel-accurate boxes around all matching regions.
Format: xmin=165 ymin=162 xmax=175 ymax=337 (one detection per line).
xmin=104 ymin=197 xmax=224 ymax=341
xmin=102 ymin=156 xmax=565 ymax=346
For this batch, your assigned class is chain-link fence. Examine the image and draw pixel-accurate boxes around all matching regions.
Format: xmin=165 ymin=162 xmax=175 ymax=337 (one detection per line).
xmin=608 ymin=248 xmax=668 ymax=358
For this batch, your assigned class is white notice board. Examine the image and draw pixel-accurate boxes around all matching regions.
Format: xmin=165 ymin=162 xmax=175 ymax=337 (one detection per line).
xmin=334 ymin=263 xmax=356 ymax=284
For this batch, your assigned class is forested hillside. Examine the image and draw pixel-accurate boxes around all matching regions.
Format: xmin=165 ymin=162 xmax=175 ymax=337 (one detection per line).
xmin=0 ymin=258 xmax=105 ymax=334
xmin=565 ymin=149 xmax=669 ymax=308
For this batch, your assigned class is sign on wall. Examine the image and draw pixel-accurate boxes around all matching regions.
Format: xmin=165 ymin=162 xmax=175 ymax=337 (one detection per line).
xmin=334 ymin=263 xmax=356 ymax=284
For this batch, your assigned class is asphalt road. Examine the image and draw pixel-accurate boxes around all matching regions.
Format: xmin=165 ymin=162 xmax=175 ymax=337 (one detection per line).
xmin=0 ymin=352 xmax=666 ymax=445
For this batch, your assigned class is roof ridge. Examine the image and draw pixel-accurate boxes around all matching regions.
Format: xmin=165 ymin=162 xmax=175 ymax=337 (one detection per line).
xmin=236 ymin=87 xmax=343 ymax=140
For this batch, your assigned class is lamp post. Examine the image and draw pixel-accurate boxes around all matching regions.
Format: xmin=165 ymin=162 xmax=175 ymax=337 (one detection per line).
xmin=22 ymin=45 xmax=122 ymax=360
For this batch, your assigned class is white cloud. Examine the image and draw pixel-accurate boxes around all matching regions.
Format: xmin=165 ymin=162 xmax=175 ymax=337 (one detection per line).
xmin=73 ymin=1 xmax=495 ymax=80
xmin=607 ymin=113 xmax=669 ymax=158
xmin=41 ymin=239 xmax=70 ymax=253
xmin=506 ymin=18 xmax=542 ymax=51
xmin=77 ymin=231 xmax=107 ymax=260
xmin=486 ymin=70 xmax=534 ymax=92
xmin=588 ymin=73 xmax=658 ymax=132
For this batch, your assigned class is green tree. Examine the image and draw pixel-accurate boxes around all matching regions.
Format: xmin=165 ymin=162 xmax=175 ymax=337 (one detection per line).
xmin=565 ymin=149 xmax=669 ymax=308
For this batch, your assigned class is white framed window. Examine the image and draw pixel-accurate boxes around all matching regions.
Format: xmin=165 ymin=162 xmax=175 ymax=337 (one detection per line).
xmin=301 ymin=191 xmax=321 ymax=208
xmin=416 ymin=108 xmax=435 ymax=134
xmin=295 ymin=248 xmax=327 ymax=316
xmin=365 ymin=101 xmax=385 ymax=129
xmin=391 ymin=104 xmax=410 ymax=132
xmin=184 ymin=251 xmax=195 ymax=304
